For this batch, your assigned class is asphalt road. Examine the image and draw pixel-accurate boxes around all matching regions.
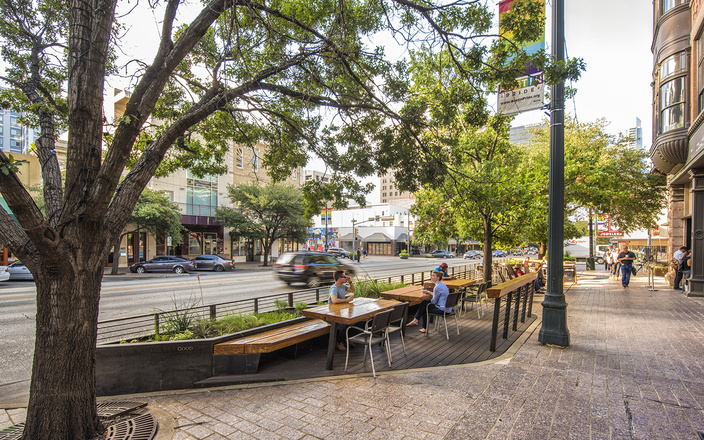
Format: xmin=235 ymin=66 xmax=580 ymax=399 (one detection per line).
xmin=0 ymin=255 xmax=484 ymax=403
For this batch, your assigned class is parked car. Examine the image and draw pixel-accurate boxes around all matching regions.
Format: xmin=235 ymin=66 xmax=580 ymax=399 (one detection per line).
xmin=273 ymin=252 xmax=355 ymax=287
xmin=463 ymin=250 xmax=482 ymax=259
xmin=492 ymin=250 xmax=508 ymax=258
xmin=129 ymin=256 xmax=194 ymax=274
xmin=431 ymin=250 xmax=455 ymax=258
xmin=191 ymin=254 xmax=234 ymax=271
xmin=6 ymin=261 xmax=34 ymax=280
xmin=326 ymin=247 xmax=349 ymax=259
xmin=0 ymin=266 xmax=9 ymax=282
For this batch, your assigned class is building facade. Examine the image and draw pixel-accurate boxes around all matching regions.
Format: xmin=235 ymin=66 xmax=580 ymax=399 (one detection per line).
xmin=650 ymin=0 xmax=704 ymax=293
xmin=0 ymin=109 xmax=39 ymax=155
xmin=379 ymin=172 xmax=415 ymax=207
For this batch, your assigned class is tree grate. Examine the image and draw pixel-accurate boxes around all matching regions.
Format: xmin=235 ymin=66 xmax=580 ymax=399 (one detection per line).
xmin=105 ymin=413 xmax=157 ymax=440
xmin=97 ymin=401 xmax=148 ymax=420
xmin=0 ymin=401 xmax=156 ymax=440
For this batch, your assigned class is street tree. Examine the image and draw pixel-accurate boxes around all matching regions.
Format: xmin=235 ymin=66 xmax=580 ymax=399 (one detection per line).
xmin=110 ymin=188 xmax=185 ymax=274
xmin=0 ymin=0 xmax=575 ymax=438
xmin=216 ymin=183 xmax=310 ymax=266
xmin=521 ymin=118 xmax=667 ymax=254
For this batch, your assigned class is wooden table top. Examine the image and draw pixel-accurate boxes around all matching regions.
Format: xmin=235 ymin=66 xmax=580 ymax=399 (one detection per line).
xmin=302 ymin=297 xmax=401 ymax=325
xmin=380 ymin=286 xmax=431 ymax=304
xmin=443 ymin=279 xmax=476 ymax=289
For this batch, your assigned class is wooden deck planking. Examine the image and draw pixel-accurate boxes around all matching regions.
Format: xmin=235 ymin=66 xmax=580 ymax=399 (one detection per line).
xmin=196 ymin=298 xmax=540 ymax=386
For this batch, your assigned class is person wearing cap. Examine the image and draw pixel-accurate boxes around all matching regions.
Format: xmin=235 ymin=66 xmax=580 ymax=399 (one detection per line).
xmin=434 ymin=262 xmax=454 ymax=280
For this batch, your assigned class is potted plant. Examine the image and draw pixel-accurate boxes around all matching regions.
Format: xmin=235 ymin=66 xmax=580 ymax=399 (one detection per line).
xmin=399 ymin=250 xmax=410 ymax=259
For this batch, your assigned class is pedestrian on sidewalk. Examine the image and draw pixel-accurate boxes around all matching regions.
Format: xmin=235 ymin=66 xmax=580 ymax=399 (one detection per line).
xmin=609 ymin=245 xmax=620 ymax=280
xmin=618 ymin=244 xmax=636 ymax=287
xmin=673 ymin=245 xmax=687 ymax=290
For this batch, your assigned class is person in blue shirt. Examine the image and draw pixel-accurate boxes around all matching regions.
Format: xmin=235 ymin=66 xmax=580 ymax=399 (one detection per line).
xmin=434 ymin=262 xmax=454 ymax=280
xmin=406 ymin=271 xmax=451 ymax=333
xmin=328 ymin=270 xmax=355 ymax=350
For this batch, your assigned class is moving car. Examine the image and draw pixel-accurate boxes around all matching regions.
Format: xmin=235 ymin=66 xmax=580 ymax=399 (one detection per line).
xmin=432 ymin=250 xmax=455 ymax=258
xmin=492 ymin=250 xmax=508 ymax=258
xmin=0 ymin=266 xmax=9 ymax=282
xmin=6 ymin=261 xmax=34 ymax=280
xmin=463 ymin=250 xmax=482 ymax=259
xmin=273 ymin=252 xmax=355 ymax=287
xmin=129 ymin=256 xmax=194 ymax=274
xmin=326 ymin=247 xmax=349 ymax=259
xmin=191 ymin=254 xmax=234 ymax=271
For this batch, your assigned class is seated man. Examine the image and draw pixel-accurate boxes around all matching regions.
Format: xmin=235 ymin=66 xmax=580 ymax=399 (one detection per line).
xmin=406 ymin=271 xmax=451 ymax=333
xmin=434 ymin=262 xmax=455 ymax=280
xmin=328 ymin=270 xmax=355 ymax=350
xmin=533 ymin=263 xmax=545 ymax=292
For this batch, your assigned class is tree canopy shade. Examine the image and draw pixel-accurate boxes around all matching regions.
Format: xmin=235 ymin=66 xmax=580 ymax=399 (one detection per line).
xmin=0 ymin=0 xmax=579 ymax=437
xmin=216 ymin=183 xmax=310 ymax=265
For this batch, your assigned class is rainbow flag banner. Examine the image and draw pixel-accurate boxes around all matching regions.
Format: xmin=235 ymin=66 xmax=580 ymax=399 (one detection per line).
xmin=497 ymin=0 xmax=546 ymax=115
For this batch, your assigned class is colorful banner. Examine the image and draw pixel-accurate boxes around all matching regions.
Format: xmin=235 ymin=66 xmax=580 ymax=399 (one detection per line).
xmin=497 ymin=0 xmax=546 ymax=115
xmin=320 ymin=208 xmax=331 ymax=221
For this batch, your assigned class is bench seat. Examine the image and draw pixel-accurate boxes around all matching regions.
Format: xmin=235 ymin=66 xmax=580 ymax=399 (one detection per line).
xmin=214 ymin=319 xmax=330 ymax=355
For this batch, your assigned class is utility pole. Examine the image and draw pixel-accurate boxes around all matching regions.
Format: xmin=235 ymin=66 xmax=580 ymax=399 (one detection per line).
xmin=539 ymin=0 xmax=570 ymax=347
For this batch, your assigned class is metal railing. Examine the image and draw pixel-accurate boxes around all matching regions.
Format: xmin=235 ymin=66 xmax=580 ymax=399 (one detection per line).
xmin=97 ymin=262 xmax=490 ymax=344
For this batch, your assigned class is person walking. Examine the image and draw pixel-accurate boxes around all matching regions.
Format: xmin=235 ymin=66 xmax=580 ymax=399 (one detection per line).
xmin=610 ymin=245 xmax=621 ymax=280
xmin=618 ymin=244 xmax=636 ymax=287
xmin=673 ymin=246 xmax=687 ymax=290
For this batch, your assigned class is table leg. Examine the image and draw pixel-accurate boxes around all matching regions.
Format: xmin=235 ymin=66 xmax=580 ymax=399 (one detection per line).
xmin=326 ymin=321 xmax=337 ymax=370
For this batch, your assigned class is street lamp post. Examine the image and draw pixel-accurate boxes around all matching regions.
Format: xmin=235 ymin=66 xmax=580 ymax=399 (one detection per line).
xmin=538 ymin=0 xmax=570 ymax=347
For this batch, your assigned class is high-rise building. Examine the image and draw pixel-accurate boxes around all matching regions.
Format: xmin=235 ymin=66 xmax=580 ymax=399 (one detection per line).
xmin=379 ymin=172 xmax=415 ymax=207
xmin=0 ymin=109 xmax=39 ymax=154
xmin=626 ymin=118 xmax=643 ymax=149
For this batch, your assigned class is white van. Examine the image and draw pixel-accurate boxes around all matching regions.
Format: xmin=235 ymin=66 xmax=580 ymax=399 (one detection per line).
xmin=564 ymin=237 xmax=611 ymax=264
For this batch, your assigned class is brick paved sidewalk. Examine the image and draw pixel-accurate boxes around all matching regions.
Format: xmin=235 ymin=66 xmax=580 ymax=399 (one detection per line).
xmin=4 ymin=270 xmax=704 ymax=439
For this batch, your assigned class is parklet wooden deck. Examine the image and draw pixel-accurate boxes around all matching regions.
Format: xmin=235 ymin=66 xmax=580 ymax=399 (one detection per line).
xmin=196 ymin=296 xmax=541 ymax=387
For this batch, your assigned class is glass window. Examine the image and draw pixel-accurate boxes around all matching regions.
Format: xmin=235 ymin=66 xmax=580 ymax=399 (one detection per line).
xmin=186 ymin=173 xmax=218 ymax=216
xmin=236 ymin=147 xmax=243 ymax=168
xmin=661 ymin=77 xmax=685 ymax=132
xmin=662 ymin=0 xmax=688 ymax=14
xmin=661 ymin=52 xmax=686 ymax=79
xmin=252 ymin=149 xmax=259 ymax=171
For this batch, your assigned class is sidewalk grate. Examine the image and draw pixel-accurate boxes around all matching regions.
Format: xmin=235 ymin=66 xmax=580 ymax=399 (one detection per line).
xmin=0 ymin=401 xmax=156 ymax=440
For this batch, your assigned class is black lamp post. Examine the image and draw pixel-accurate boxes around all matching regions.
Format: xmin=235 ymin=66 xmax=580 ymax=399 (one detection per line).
xmin=538 ymin=0 xmax=570 ymax=347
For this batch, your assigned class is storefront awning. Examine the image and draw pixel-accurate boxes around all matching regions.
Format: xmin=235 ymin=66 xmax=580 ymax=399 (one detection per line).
xmin=364 ymin=232 xmax=392 ymax=243
xmin=396 ymin=233 xmax=408 ymax=242
xmin=338 ymin=233 xmax=355 ymax=241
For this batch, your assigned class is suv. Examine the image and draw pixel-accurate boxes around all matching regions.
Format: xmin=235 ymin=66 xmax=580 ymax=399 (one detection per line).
xmin=273 ymin=252 xmax=355 ymax=287
xmin=326 ymin=247 xmax=349 ymax=259
xmin=129 ymin=256 xmax=194 ymax=274
xmin=463 ymin=250 xmax=482 ymax=259
xmin=432 ymin=250 xmax=455 ymax=258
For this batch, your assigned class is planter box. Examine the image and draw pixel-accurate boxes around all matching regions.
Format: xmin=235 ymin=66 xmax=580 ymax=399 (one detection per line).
xmin=653 ymin=266 xmax=668 ymax=277
xmin=96 ymin=317 xmax=309 ymax=396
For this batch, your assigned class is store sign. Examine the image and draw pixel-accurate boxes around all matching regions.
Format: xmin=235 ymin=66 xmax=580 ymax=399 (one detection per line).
xmin=598 ymin=214 xmax=623 ymax=237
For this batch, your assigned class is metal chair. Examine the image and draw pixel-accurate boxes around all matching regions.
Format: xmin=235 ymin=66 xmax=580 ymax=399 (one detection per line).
xmin=460 ymin=282 xmax=487 ymax=319
xmin=385 ymin=302 xmax=409 ymax=363
xmin=426 ymin=291 xmax=461 ymax=339
xmin=345 ymin=309 xmax=392 ymax=377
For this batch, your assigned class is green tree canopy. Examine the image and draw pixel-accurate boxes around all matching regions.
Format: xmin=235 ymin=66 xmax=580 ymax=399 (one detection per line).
xmin=216 ymin=183 xmax=311 ymax=266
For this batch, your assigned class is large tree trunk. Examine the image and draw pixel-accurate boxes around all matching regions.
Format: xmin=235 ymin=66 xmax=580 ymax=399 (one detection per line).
xmin=482 ymin=214 xmax=493 ymax=284
xmin=538 ymin=242 xmax=547 ymax=260
xmin=110 ymin=234 xmax=123 ymax=275
xmin=22 ymin=255 xmax=105 ymax=439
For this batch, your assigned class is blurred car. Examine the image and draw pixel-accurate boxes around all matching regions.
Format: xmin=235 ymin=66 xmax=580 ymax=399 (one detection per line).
xmin=431 ymin=250 xmax=455 ymax=258
xmin=129 ymin=256 xmax=194 ymax=274
xmin=326 ymin=247 xmax=350 ymax=259
xmin=6 ymin=261 xmax=34 ymax=280
xmin=492 ymin=250 xmax=508 ymax=258
xmin=463 ymin=250 xmax=482 ymax=259
xmin=273 ymin=252 xmax=356 ymax=287
xmin=191 ymin=254 xmax=234 ymax=271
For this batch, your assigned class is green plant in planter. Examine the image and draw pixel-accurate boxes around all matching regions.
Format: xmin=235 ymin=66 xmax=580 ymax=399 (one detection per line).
xmin=274 ymin=298 xmax=288 ymax=312
xmin=399 ymin=250 xmax=409 ymax=259
xmin=294 ymin=301 xmax=308 ymax=314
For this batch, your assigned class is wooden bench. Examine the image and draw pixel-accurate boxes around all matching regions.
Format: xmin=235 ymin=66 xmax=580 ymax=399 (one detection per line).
xmin=215 ymin=319 xmax=330 ymax=355
xmin=487 ymin=273 xmax=537 ymax=352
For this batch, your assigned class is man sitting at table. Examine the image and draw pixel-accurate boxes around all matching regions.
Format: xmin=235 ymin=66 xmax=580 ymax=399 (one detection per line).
xmin=434 ymin=262 xmax=455 ymax=280
xmin=328 ymin=270 xmax=355 ymax=350
xmin=406 ymin=271 xmax=451 ymax=333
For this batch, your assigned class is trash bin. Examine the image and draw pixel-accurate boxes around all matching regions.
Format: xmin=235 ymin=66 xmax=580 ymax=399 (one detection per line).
xmin=585 ymin=257 xmax=595 ymax=271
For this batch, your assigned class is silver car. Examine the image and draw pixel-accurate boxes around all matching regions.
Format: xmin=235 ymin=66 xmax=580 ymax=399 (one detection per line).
xmin=191 ymin=254 xmax=235 ymax=271
xmin=6 ymin=261 xmax=34 ymax=280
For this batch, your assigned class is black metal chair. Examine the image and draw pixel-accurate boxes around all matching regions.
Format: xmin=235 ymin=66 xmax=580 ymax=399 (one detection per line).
xmin=426 ymin=291 xmax=461 ymax=339
xmin=386 ymin=302 xmax=409 ymax=363
xmin=345 ymin=309 xmax=392 ymax=377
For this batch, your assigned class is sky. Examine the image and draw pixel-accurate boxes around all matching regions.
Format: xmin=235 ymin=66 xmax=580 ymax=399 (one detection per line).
xmin=113 ymin=0 xmax=655 ymax=202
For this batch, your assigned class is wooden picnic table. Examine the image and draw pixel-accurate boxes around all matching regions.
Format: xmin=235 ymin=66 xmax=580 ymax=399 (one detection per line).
xmin=443 ymin=278 xmax=476 ymax=290
xmin=379 ymin=285 xmax=431 ymax=305
xmin=302 ymin=297 xmax=401 ymax=370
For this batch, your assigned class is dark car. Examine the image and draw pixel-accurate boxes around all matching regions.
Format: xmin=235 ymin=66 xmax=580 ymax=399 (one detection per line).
xmin=492 ymin=250 xmax=508 ymax=258
xmin=191 ymin=254 xmax=234 ymax=271
xmin=463 ymin=250 xmax=482 ymax=259
xmin=432 ymin=250 xmax=455 ymax=258
xmin=273 ymin=252 xmax=355 ymax=287
xmin=129 ymin=256 xmax=194 ymax=274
